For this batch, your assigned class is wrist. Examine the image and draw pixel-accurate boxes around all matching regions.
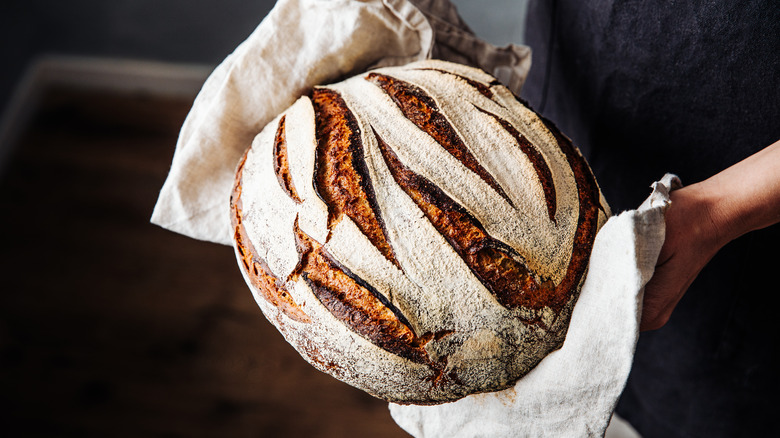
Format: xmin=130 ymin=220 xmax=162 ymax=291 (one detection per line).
xmin=689 ymin=169 xmax=780 ymax=247
xmin=695 ymin=140 xmax=780 ymax=244
xmin=668 ymin=182 xmax=729 ymax=254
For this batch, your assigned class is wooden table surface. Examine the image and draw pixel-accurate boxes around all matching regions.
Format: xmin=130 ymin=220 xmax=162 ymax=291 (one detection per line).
xmin=0 ymin=87 xmax=408 ymax=437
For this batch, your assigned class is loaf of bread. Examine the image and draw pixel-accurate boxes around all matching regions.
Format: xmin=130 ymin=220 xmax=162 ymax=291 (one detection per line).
xmin=230 ymin=60 xmax=609 ymax=405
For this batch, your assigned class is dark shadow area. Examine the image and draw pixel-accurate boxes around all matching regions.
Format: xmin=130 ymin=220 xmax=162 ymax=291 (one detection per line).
xmin=0 ymin=86 xmax=406 ymax=437
xmin=1 ymin=0 xmax=276 ymax=123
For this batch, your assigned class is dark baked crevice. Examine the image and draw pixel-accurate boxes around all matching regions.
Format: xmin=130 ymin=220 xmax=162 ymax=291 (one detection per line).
xmin=288 ymin=217 xmax=461 ymax=385
xmin=310 ymin=88 xmax=400 ymax=268
xmin=365 ymin=72 xmax=515 ymax=209
xmin=231 ymin=150 xmax=310 ymax=323
xmin=474 ymin=105 xmax=558 ymax=223
xmin=541 ymin=117 xmax=601 ymax=311
xmin=412 ymin=67 xmax=494 ymax=99
xmin=272 ymin=116 xmax=303 ymax=204
xmin=290 ymin=217 xmax=430 ymax=364
xmin=372 ymin=128 xmax=565 ymax=315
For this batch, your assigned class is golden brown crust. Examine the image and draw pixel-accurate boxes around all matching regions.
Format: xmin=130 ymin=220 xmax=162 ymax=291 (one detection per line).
xmin=414 ymin=67 xmax=496 ymax=99
xmin=230 ymin=150 xmax=310 ymax=323
xmin=541 ymin=117 xmax=602 ymax=306
xmin=272 ymin=116 xmax=303 ymax=204
xmin=365 ymin=73 xmax=515 ymax=208
xmin=310 ymin=88 xmax=400 ymax=267
xmin=476 ymin=107 xmax=558 ymax=223
xmin=289 ymin=217 xmax=431 ymax=364
xmin=374 ymin=129 xmax=564 ymax=315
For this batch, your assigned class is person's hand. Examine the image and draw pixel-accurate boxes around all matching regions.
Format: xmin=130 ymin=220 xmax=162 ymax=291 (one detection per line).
xmin=640 ymin=185 xmax=723 ymax=330
xmin=640 ymin=139 xmax=780 ymax=331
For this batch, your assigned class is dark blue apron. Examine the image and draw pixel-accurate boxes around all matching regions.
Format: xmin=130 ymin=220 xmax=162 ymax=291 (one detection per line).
xmin=523 ymin=1 xmax=780 ymax=436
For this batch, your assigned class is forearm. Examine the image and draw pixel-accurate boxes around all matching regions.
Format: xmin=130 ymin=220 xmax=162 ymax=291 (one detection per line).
xmin=692 ymin=139 xmax=780 ymax=249
xmin=640 ymin=138 xmax=780 ymax=331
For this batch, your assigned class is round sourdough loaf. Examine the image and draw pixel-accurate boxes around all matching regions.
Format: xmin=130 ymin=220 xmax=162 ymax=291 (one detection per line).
xmin=230 ymin=60 xmax=610 ymax=405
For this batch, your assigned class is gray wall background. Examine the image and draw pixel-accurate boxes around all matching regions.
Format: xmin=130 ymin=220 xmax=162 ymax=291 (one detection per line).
xmin=1 ymin=0 xmax=528 ymax=124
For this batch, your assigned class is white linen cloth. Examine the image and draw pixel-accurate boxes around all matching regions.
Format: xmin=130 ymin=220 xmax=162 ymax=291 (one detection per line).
xmin=150 ymin=0 xmax=676 ymax=436
xmin=151 ymin=0 xmax=530 ymax=245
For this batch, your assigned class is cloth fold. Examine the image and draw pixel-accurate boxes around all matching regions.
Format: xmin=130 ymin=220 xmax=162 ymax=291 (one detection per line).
xmin=150 ymin=0 xmax=529 ymax=245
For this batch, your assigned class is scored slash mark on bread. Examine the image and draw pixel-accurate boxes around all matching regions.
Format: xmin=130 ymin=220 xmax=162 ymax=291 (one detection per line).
xmin=474 ymin=106 xmax=558 ymax=223
xmin=272 ymin=116 xmax=303 ymax=204
xmin=413 ymin=67 xmax=499 ymax=99
xmin=288 ymin=216 xmax=428 ymax=364
xmin=288 ymin=216 xmax=458 ymax=388
xmin=373 ymin=128 xmax=553 ymax=315
xmin=535 ymin=118 xmax=603 ymax=303
xmin=310 ymin=88 xmax=400 ymax=268
xmin=365 ymin=72 xmax=516 ymax=209
xmin=230 ymin=152 xmax=310 ymax=323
